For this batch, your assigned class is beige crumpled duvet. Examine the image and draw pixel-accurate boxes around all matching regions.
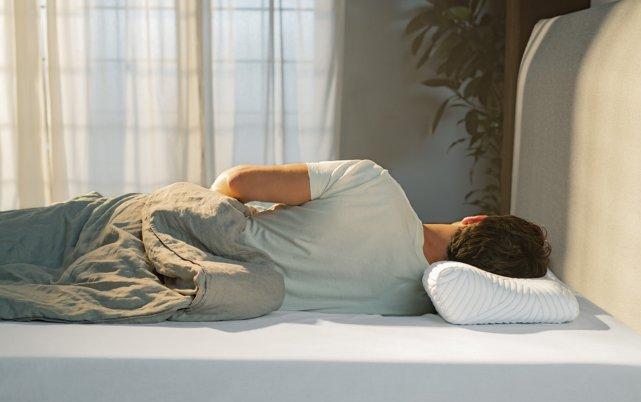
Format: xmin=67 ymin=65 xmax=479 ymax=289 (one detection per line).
xmin=0 ymin=183 xmax=284 ymax=323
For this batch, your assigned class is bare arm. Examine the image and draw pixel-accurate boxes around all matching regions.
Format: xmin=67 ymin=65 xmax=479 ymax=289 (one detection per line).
xmin=210 ymin=163 xmax=311 ymax=206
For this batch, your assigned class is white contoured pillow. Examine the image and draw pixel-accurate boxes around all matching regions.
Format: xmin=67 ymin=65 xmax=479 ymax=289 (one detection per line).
xmin=423 ymin=261 xmax=579 ymax=325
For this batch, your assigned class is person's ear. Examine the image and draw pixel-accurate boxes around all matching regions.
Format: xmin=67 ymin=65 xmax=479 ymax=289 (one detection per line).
xmin=461 ymin=215 xmax=488 ymax=225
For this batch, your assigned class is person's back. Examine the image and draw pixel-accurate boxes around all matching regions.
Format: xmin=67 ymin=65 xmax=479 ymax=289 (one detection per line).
xmin=238 ymin=159 xmax=432 ymax=315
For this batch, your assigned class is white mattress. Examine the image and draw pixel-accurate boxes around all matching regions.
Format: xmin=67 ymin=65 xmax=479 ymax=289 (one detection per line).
xmin=2 ymin=296 xmax=641 ymax=402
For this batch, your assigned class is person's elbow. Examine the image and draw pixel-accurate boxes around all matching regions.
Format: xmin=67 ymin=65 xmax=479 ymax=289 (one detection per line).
xmin=226 ymin=167 xmax=250 ymax=200
xmin=212 ymin=165 xmax=253 ymax=202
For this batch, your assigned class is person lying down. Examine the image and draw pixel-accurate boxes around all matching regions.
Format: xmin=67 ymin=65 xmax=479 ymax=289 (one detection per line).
xmin=0 ymin=159 xmax=551 ymax=323
xmin=211 ymin=159 xmax=552 ymax=315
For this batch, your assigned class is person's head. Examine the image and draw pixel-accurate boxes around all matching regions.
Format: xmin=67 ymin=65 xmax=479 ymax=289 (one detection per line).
xmin=446 ymin=214 xmax=551 ymax=278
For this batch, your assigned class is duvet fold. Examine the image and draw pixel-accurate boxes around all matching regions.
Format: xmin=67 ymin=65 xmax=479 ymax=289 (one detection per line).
xmin=0 ymin=183 xmax=284 ymax=323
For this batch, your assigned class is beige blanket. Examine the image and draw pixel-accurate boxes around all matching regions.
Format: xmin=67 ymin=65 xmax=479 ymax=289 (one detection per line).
xmin=0 ymin=183 xmax=284 ymax=323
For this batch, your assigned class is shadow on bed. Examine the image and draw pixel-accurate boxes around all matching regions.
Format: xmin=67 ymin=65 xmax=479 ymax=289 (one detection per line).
xmin=458 ymin=296 xmax=611 ymax=334
xmin=135 ymin=295 xmax=609 ymax=334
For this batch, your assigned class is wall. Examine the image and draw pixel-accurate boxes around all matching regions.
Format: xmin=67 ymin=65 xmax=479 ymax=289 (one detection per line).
xmin=339 ymin=0 xmax=480 ymax=223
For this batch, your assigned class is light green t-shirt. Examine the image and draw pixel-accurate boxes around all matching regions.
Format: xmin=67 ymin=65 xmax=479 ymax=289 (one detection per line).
xmin=240 ymin=159 xmax=434 ymax=315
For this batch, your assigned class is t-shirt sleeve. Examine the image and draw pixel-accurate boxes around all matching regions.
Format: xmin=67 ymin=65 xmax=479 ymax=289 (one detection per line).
xmin=305 ymin=159 xmax=386 ymax=200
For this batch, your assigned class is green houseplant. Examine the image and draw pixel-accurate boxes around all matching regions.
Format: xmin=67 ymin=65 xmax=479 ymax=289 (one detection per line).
xmin=406 ymin=0 xmax=505 ymax=214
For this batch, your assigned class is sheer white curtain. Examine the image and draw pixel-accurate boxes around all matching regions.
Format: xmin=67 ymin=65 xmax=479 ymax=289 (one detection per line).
xmin=208 ymin=0 xmax=343 ymax=184
xmin=0 ymin=0 xmax=344 ymax=210
xmin=0 ymin=0 xmax=49 ymax=208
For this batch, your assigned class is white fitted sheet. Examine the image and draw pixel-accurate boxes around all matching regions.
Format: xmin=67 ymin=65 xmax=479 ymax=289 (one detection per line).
xmin=1 ymin=295 xmax=641 ymax=402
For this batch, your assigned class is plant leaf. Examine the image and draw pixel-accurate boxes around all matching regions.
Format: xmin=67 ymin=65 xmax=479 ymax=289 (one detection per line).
xmin=421 ymin=78 xmax=458 ymax=90
xmin=465 ymin=110 xmax=480 ymax=135
xmin=464 ymin=188 xmax=480 ymax=200
xmin=411 ymin=28 xmax=429 ymax=55
xmin=463 ymin=76 xmax=481 ymax=99
xmin=433 ymin=33 xmax=459 ymax=64
xmin=405 ymin=9 xmax=434 ymax=35
xmin=448 ymin=6 xmax=471 ymax=21
xmin=416 ymin=30 xmax=451 ymax=69
xmin=430 ymin=97 xmax=450 ymax=135
xmin=446 ymin=137 xmax=466 ymax=153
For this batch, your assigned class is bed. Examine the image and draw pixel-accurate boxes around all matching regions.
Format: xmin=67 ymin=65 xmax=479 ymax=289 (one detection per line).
xmin=3 ymin=1 xmax=641 ymax=401
xmin=1 ymin=295 xmax=641 ymax=402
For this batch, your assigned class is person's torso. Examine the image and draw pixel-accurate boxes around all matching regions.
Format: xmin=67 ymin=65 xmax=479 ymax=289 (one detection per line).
xmin=240 ymin=160 xmax=433 ymax=315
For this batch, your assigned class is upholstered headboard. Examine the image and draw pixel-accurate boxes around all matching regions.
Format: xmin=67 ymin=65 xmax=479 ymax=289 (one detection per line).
xmin=511 ymin=0 xmax=641 ymax=333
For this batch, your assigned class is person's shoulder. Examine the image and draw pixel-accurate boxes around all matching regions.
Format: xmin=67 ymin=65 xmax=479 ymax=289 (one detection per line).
xmin=355 ymin=160 xmax=406 ymax=194
xmin=346 ymin=159 xmax=387 ymax=174
xmin=307 ymin=159 xmax=386 ymax=176
xmin=357 ymin=159 xmax=384 ymax=169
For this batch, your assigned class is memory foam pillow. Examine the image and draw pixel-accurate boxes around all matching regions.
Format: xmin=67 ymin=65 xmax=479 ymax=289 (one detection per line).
xmin=423 ymin=261 xmax=579 ymax=325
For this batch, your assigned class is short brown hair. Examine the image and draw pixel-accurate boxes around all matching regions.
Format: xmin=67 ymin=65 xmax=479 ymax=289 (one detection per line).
xmin=446 ymin=215 xmax=551 ymax=278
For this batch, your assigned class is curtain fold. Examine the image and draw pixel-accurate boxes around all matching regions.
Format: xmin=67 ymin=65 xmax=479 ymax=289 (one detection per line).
xmin=45 ymin=0 xmax=69 ymax=203
xmin=0 ymin=0 xmax=344 ymax=211
xmin=210 ymin=0 xmax=344 ymax=173
xmin=0 ymin=0 xmax=48 ymax=209
xmin=176 ymin=0 xmax=207 ymax=185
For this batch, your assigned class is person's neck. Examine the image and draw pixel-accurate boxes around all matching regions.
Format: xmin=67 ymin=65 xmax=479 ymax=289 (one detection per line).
xmin=422 ymin=224 xmax=458 ymax=265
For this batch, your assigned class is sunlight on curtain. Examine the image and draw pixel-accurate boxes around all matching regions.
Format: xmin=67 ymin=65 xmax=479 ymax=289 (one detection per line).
xmin=0 ymin=0 xmax=49 ymax=209
xmin=0 ymin=0 xmax=17 ymax=208
xmin=0 ymin=0 xmax=344 ymax=210
xmin=210 ymin=0 xmax=344 ymax=180
xmin=46 ymin=0 xmax=203 ymax=199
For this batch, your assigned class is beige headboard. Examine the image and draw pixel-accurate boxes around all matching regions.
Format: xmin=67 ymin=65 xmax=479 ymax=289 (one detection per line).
xmin=511 ymin=0 xmax=641 ymax=333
